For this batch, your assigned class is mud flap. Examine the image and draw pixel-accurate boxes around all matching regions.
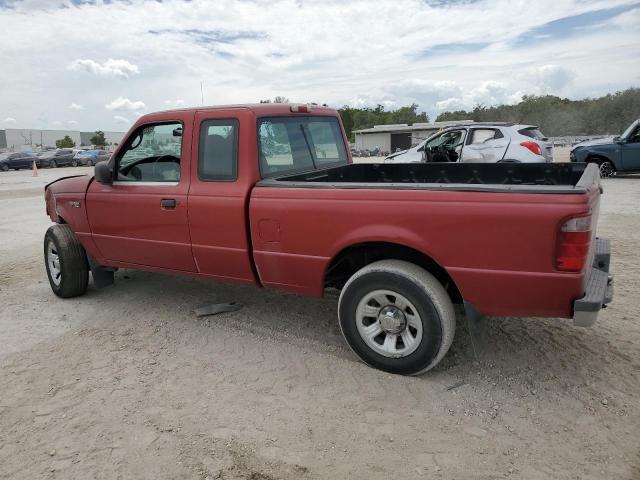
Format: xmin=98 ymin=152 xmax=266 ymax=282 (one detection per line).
xmin=463 ymin=301 xmax=489 ymax=360
xmin=86 ymin=254 xmax=115 ymax=289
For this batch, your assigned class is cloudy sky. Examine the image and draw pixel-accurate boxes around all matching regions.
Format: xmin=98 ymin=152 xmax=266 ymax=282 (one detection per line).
xmin=0 ymin=0 xmax=639 ymax=132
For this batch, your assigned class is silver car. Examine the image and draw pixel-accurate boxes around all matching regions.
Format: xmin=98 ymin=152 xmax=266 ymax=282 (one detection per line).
xmin=385 ymin=123 xmax=553 ymax=164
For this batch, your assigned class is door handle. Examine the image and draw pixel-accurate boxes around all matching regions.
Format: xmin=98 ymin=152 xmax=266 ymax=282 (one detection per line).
xmin=160 ymin=198 xmax=177 ymax=209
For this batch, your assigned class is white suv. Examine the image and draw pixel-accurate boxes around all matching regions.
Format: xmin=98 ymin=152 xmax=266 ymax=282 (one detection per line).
xmin=385 ymin=123 xmax=553 ymax=164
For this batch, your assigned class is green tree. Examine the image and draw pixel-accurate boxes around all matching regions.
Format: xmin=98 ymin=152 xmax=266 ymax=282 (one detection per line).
xmin=337 ymin=103 xmax=430 ymax=141
xmin=434 ymin=88 xmax=640 ymax=136
xmin=90 ymin=130 xmax=107 ymax=146
xmin=259 ymin=96 xmax=290 ymax=104
xmin=55 ymin=136 xmax=76 ymax=148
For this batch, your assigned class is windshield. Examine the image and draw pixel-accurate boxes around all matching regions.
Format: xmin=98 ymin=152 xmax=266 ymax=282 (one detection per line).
xmin=0 ymin=153 xmax=10 ymax=160
xmin=621 ymin=120 xmax=639 ymax=140
xmin=258 ymin=116 xmax=348 ymax=177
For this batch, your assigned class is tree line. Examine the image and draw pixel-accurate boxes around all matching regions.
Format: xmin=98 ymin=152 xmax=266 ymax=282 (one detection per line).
xmin=434 ymin=88 xmax=640 ymax=137
xmin=264 ymin=88 xmax=639 ymax=140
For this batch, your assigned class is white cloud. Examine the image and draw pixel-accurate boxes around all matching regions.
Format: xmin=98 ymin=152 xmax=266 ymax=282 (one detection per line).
xmin=105 ymin=97 xmax=146 ymax=111
xmin=0 ymin=0 xmax=637 ymax=129
xmin=67 ymin=120 xmax=78 ymax=126
xmin=523 ymin=65 xmax=575 ymax=94
xmin=3 ymin=117 xmax=17 ymax=125
xmin=68 ymin=58 xmax=140 ymax=79
xmin=68 ymin=103 xmax=84 ymax=110
xmin=52 ymin=120 xmax=62 ymax=127
xmin=164 ymin=99 xmax=186 ymax=107
xmin=113 ymin=115 xmax=130 ymax=124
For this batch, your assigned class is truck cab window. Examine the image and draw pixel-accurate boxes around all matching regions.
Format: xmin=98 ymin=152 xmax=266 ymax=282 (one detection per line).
xmin=117 ymin=122 xmax=182 ymax=182
xmin=199 ymin=119 xmax=239 ymax=181
xmin=258 ymin=116 xmax=348 ymax=177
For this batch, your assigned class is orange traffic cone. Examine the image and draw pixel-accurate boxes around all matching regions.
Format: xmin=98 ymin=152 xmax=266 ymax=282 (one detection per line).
xmin=32 ymin=160 xmax=38 ymax=177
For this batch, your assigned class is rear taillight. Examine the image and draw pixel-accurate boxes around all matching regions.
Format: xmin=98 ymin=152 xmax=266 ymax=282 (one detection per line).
xmin=520 ymin=141 xmax=542 ymax=156
xmin=556 ymin=216 xmax=592 ymax=272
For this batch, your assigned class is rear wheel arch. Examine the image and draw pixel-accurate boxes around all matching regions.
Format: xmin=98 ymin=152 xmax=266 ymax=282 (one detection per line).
xmin=324 ymin=241 xmax=463 ymax=304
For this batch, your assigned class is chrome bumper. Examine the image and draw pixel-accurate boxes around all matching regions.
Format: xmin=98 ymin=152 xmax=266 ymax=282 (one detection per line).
xmin=573 ymin=238 xmax=614 ymax=327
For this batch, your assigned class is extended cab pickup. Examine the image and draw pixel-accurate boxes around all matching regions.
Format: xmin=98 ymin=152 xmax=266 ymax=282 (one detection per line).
xmin=43 ymin=104 xmax=613 ymax=375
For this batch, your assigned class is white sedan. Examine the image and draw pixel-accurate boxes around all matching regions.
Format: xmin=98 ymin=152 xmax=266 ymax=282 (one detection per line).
xmin=385 ymin=123 xmax=553 ymax=164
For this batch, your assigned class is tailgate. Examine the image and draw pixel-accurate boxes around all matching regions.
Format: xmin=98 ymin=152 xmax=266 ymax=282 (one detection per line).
xmin=580 ymin=164 xmax=602 ymax=269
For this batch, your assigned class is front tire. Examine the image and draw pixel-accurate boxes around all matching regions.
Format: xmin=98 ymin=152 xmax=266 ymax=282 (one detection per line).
xmin=598 ymin=160 xmax=615 ymax=178
xmin=50 ymin=160 xmax=57 ymax=168
xmin=71 ymin=159 xmax=78 ymax=167
xmin=44 ymin=224 xmax=89 ymax=298
xmin=1 ymin=164 xmax=8 ymax=172
xmin=338 ymin=260 xmax=456 ymax=375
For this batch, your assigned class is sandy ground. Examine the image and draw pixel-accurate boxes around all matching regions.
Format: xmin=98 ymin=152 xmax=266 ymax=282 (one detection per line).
xmin=0 ymin=166 xmax=639 ymax=480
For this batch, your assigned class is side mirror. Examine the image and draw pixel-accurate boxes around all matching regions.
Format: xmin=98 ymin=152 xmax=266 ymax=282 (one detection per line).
xmin=94 ymin=161 xmax=113 ymax=184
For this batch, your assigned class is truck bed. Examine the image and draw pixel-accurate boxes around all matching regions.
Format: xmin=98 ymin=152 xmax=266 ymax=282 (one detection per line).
xmin=258 ymin=162 xmax=598 ymax=194
xmin=250 ymin=161 xmax=602 ymax=317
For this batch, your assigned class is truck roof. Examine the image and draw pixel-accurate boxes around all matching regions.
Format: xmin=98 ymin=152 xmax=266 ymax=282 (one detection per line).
xmin=147 ymin=103 xmax=338 ymax=117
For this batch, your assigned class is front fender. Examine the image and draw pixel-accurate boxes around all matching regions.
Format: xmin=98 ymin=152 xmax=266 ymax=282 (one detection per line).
xmin=579 ymin=145 xmax=619 ymax=165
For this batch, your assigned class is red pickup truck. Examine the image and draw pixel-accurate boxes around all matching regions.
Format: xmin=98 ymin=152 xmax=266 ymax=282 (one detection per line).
xmin=43 ymin=104 xmax=613 ymax=375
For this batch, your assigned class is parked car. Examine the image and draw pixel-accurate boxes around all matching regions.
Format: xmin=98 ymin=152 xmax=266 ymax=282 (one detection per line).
xmin=37 ymin=149 xmax=76 ymax=168
xmin=385 ymin=123 xmax=553 ymax=164
xmin=43 ymin=104 xmax=612 ymax=375
xmin=570 ymin=118 xmax=640 ymax=177
xmin=0 ymin=151 xmax=38 ymax=171
xmin=73 ymin=149 xmax=111 ymax=166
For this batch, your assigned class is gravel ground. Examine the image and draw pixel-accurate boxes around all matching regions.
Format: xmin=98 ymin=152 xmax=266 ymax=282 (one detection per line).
xmin=0 ymin=166 xmax=638 ymax=480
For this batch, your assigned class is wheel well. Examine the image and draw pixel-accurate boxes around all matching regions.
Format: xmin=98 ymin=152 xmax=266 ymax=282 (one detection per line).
xmin=324 ymin=242 xmax=463 ymax=304
xmin=586 ymin=155 xmax=615 ymax=168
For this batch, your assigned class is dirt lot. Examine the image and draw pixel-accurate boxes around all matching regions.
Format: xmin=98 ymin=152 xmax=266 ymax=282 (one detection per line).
xmin=0 ymin=166 xmax=639 ymax=480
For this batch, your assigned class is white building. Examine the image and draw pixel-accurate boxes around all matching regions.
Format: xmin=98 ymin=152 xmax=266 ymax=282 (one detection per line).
xmin=354 ymin=120 xmax=474 ymax=153
xmin=0 ymin=129 xmax=125 ymax=152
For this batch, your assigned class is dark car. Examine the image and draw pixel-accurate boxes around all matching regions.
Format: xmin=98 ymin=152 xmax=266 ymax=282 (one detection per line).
xmin=0 ymin=151 xmax=38 ymax=171
xmin=570 ymin=118 xmax=640 ymax=177
xmin=37 ymin=149 xmax=76 ymax=168
xmin=73 ymin=149 xmax=111 ymax=166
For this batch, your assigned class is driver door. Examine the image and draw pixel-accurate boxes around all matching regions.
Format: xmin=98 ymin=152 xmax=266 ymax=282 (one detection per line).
xmin=86 ymin=114 xmax=196 ymax=271
xmin=424 ymin=129 xmax=467 ymax=162
xmin=621 ymin=125 xmax=640 ymax=171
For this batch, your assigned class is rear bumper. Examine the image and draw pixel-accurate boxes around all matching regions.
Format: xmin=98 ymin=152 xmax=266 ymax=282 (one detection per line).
xmin=573 ymin=237 xmax=614 ymax=327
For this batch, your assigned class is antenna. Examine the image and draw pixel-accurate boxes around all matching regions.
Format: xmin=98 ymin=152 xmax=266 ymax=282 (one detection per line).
xmin=200 ymin=81 xmax=204 ymax=106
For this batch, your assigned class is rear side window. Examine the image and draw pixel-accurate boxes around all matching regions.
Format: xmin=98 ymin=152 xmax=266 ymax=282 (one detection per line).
xmin=469 ymin=128 xmax=502 ymax=144
xmin=258 ymin=116 xmax=348 ymax=177
xmin=518 ymin=128 xmax=546 ymax=140
xmin=199 ymin=119 xmax=239 ymax=181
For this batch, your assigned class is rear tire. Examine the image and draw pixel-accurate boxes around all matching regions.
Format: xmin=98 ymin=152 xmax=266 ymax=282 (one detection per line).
xmin=1 ymin=164 xmax=8 ymax=172
xmin=71 ymin=159 xmax=78 ymax=167
xmin=44 ymin=224 xmax=89 ymax=298
xmin=338 ymin=260 xmax=456 ymax=375
xmin=50 ymin=160 xmax=57 ymax=168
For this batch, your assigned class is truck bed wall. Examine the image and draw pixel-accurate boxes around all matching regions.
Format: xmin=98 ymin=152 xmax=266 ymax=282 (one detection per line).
xmin=249 ymin=186 xmax=597 ymax=318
